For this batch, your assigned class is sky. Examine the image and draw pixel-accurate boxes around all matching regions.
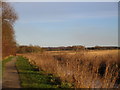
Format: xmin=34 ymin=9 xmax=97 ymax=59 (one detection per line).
xmin=11 ymin=2 xmax=118 ymax=47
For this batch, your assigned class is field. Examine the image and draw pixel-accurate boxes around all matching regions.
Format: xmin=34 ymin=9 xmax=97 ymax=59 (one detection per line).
xmin=19 ymin=49 xmax=120 ymax=88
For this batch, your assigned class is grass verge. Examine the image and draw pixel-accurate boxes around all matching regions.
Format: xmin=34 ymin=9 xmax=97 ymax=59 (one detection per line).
xmin=16 ymin=56 xmax=72 ymax=88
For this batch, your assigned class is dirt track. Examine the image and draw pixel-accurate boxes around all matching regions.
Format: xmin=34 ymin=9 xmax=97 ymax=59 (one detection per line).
xmin=2 ymin=57 xmax=21 ymax=88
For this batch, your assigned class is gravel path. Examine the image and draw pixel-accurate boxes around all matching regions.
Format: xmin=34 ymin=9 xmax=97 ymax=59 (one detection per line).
xmin=2 ymin=57 xmax=21 ymax=88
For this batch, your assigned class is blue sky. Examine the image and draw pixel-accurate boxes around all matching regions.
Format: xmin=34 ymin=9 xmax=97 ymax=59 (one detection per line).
xmin=12 ymin=2 xmax=118 ymax=47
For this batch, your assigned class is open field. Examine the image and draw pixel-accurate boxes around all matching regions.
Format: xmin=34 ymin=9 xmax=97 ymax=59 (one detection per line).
xmin=46 ymin=49 xmax=119 ymax=56
xmin=19 ymin=49 xmax=120 ymax=88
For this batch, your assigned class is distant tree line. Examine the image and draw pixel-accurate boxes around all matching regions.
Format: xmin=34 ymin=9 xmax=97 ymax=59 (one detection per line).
xmin=16 ymin=45 xmax=119 ymax=54
xmin=17 ymin=45 xmax=85 ymax=53
xmin=43 ymin=45 xmax=119 ymax=51
xmin=43 ymin=45 xmax=86 ymax=51
xmin=17 ymin=45 xmax=44 ymax=53
xmin=87 ymin=46 xmax=119 ymax=50
xmin=1 ymin=2 xmax=18 ymax=58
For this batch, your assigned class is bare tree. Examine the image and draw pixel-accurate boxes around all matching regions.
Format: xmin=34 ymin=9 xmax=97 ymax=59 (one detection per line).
xmin=1 ymin=2 xmax=18 ymax=58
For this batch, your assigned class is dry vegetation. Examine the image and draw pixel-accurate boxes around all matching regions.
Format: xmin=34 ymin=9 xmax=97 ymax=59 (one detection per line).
xmin=20 ymin=49 xmax=120 ymax=88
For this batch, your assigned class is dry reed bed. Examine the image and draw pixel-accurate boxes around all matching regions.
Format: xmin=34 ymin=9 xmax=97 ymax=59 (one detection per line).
xmin=21 ymin=50 xmax=120 ymax=88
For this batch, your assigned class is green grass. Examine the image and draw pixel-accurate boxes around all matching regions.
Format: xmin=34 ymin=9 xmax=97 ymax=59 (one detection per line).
xmin=16 ymin=56 xmax=72 ymax=88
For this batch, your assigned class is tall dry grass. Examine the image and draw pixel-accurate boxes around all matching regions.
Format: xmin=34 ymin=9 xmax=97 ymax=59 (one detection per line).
xmin=21 ymin=50 xmax=120 ymax=88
